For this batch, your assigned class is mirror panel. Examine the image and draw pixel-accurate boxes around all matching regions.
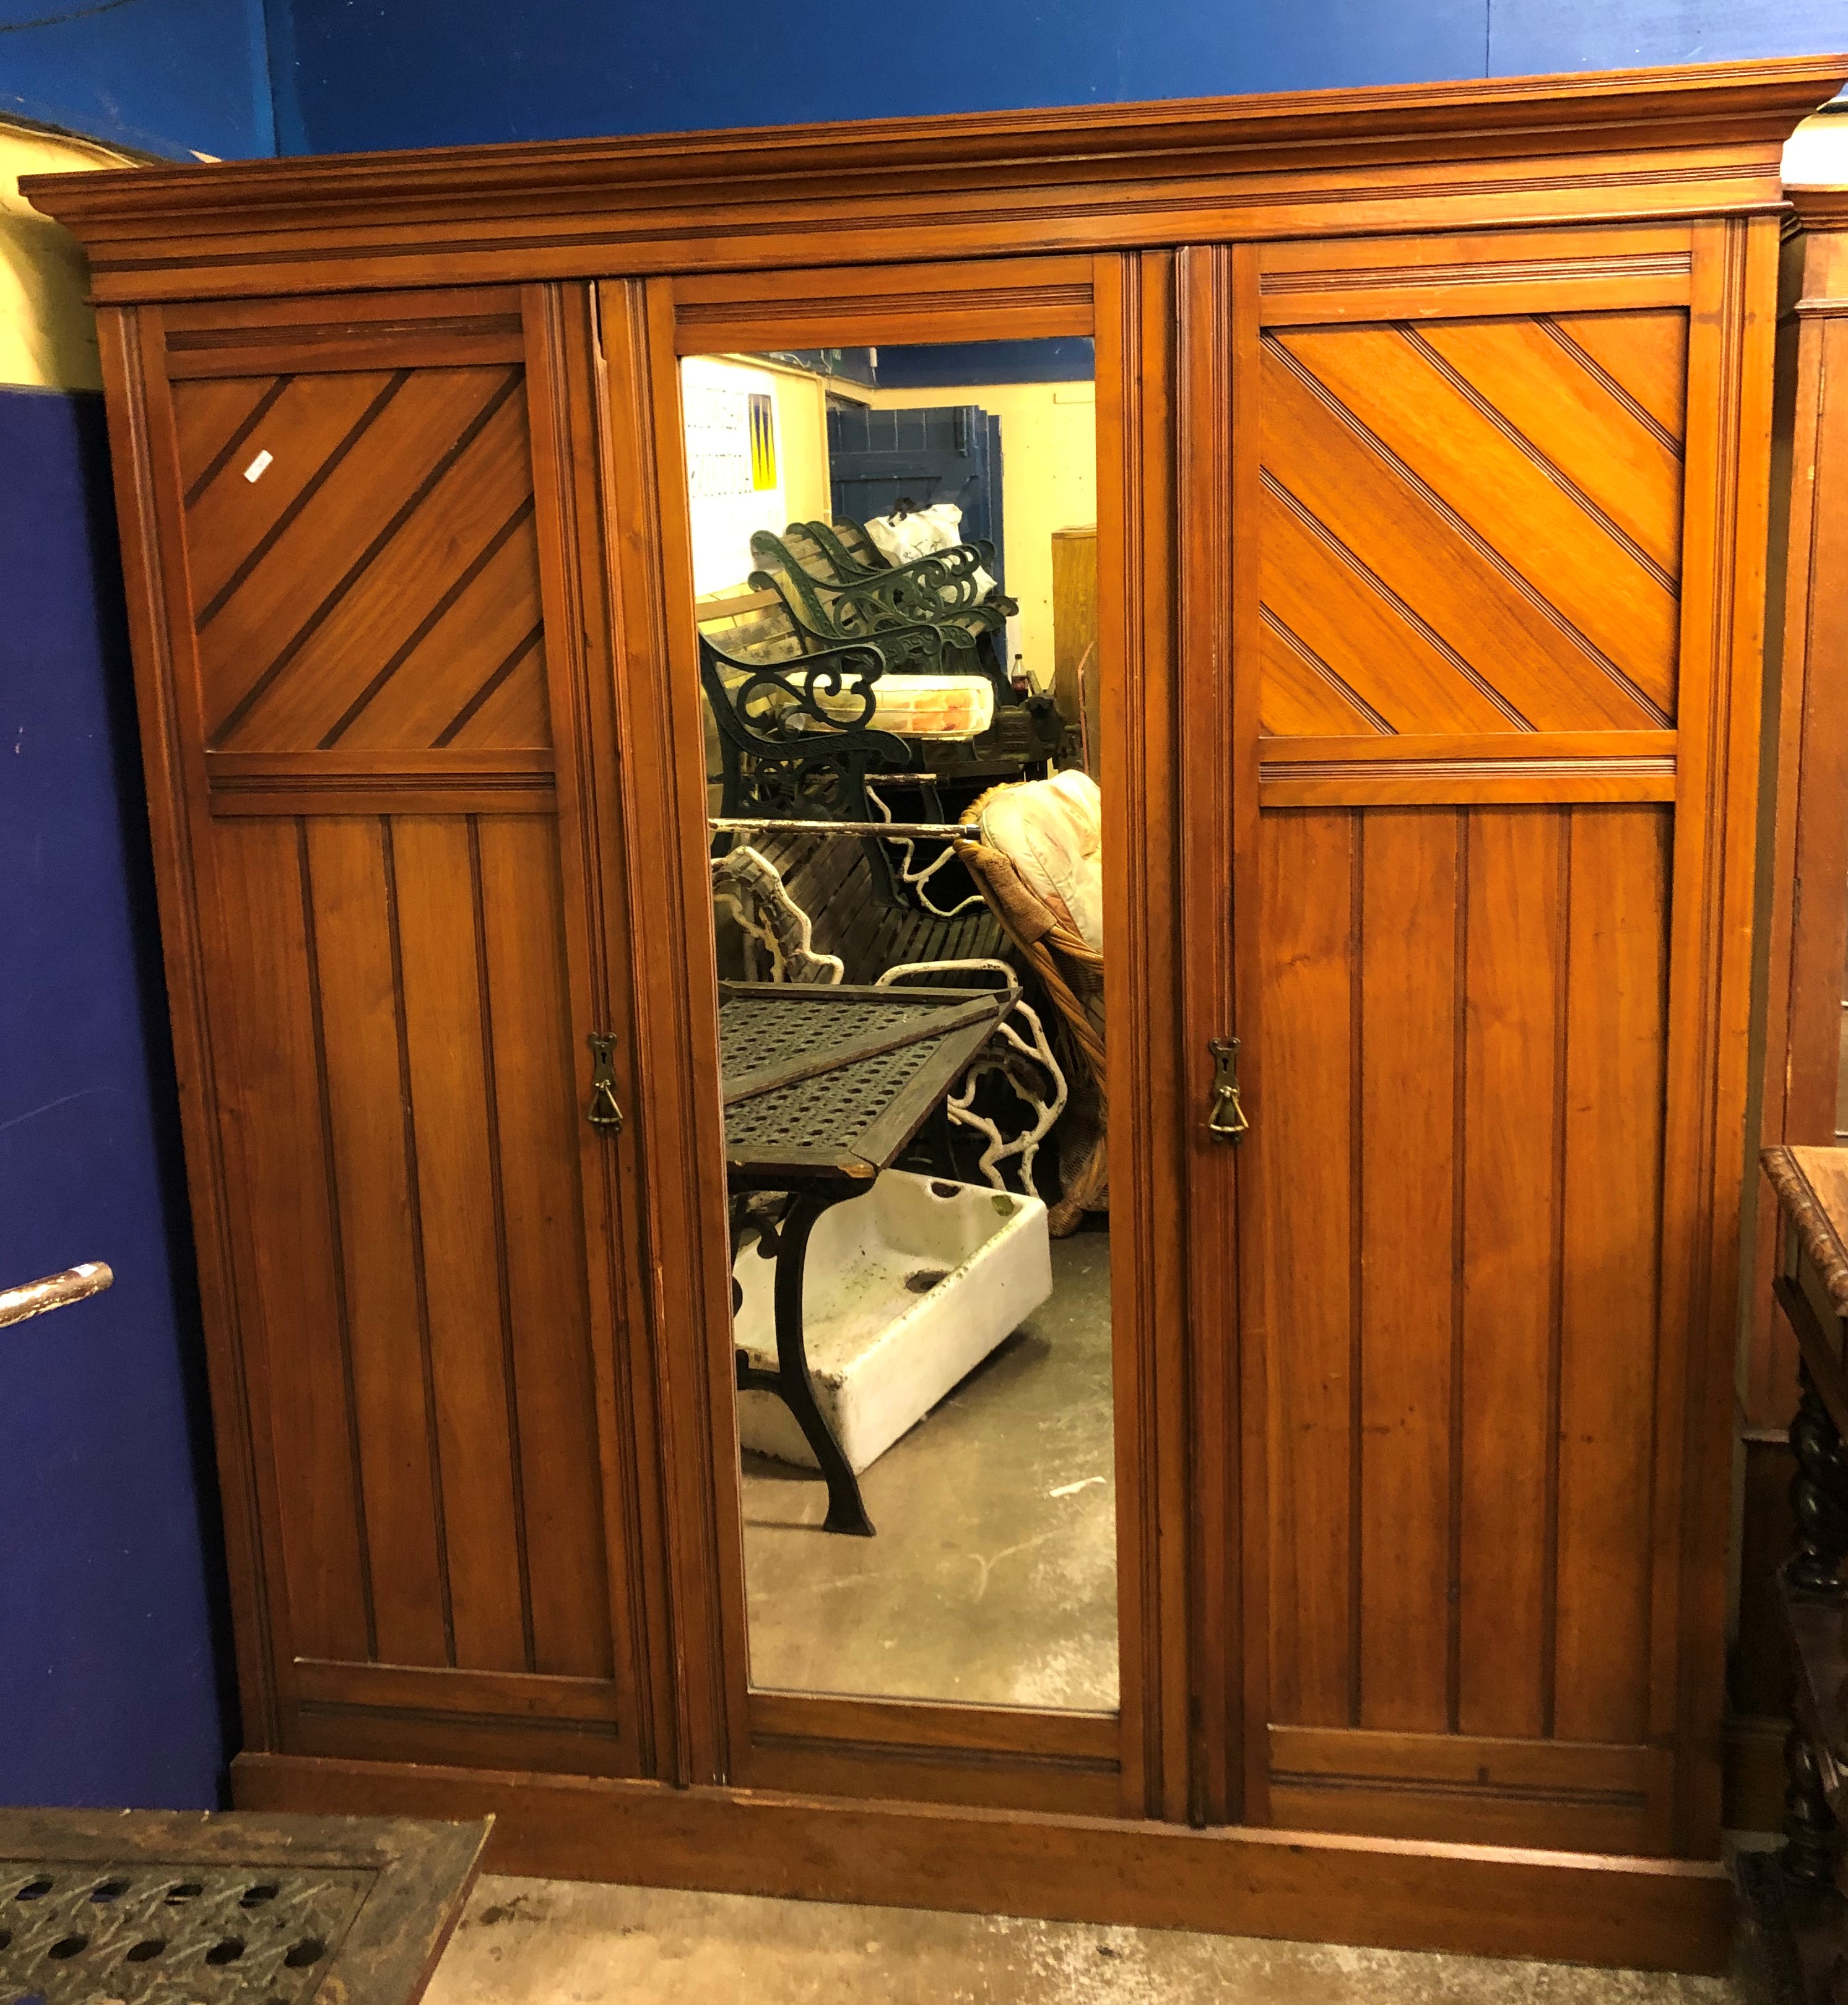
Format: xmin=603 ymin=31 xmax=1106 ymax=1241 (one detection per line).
xmin=680 ymin=337 xmax=1116 ymax=1710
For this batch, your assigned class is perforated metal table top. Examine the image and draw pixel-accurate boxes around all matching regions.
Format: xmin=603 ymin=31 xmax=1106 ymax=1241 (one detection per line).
xmin=719 ymin=981 xmax=1002 ymax=1187
xmin=0 ymin=1810 xmax=487 ymax=2005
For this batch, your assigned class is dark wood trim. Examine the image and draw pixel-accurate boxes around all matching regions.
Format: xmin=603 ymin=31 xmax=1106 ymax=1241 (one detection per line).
xmin=1258 ymin=730 xmax=1679 ymax=763
xmin=1176 ymin=240 xmax=1240 ymax=1827
xmin=1254 ymin=220 xmax=1696 ymax=323
xmin=600 ymin=273 xmax=742 ymax=1786
xmin=294 ymin=1657 xmax=622 ymax=1721
xmin=523 ymin=280 xmax=668 ymax=1783
xmin=1226 ymin=238 xmax=1272 ymax=1832
xmin=1267 ymin=1725 xmax=1672 ymax=1854
xmin=204 ymin=750 xmax=558 ymax=818
xmin=1095 ymin=246 xmax=1186 ymax=1823
xmin=1664 ymin=210 xmax=1784 ymax=1855
xmin=24 ymin=61 xmax=1843 ymax=301
xmin=746 ymin=1689 xmax=1116 ymax=1757
xmin=1257 ymin=761 xmax=1677 ymax=807
xmin=232 ymin=1751 xmax=1734 ymax=1975
xmin=740 ymin=1692 xmax=1120 ymax=1816
xmin=94 ymin=303 xmax=285 ymax=1749
xmin=163 ymin=322 xmax=525 ymax=377
xmin=669 ymin=256 xmax=1093 ymax=350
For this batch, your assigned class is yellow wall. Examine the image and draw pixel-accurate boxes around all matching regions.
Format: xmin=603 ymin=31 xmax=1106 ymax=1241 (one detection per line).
xmin=683 ymin=360 xmax=1095 ymax=652
xmin=766 ymin=359 xmax=832 ymax=530
xmin=867 ymin=379 xmax=1096 ymax=685
xmin=2 ymin=123 xmax=135 ymax=391
xmin=682 ymin=351 xmax=835 ymax=598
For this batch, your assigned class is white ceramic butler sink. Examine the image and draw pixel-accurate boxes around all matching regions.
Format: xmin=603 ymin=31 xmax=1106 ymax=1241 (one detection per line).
xmin=734 ymin=1171 xmax=1053 ymax=1475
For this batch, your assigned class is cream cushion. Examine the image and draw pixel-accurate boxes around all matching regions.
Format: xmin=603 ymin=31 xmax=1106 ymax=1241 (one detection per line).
xmin=977 ymin=770 xmax=1103 ymax=952
xmin=716 ymin=664 xmax=996 ymax=741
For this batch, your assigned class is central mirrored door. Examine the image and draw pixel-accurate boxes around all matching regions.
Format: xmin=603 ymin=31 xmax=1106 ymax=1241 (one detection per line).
xmin=682 ymin=334 xmax=1113 ymax=1712
xmin=602 ymin=255 xmax=1191 ymax=1815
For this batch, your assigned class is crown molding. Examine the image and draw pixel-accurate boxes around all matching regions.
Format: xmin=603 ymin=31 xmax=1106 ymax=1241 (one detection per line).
xmin=1789 ymin=185 xmax=1848 ymax=227
xmin=23 ymin=55 xmax=1848 ymax=302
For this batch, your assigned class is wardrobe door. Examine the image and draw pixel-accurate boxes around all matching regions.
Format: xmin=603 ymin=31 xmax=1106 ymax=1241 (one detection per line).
xmin=583 ymin=256 xmax=1197 ymax=1814
xmin=100 ymin=287 xmax=661 ymax=1779
xmin=1183 ymin=220 xmax=1777 ymax=1852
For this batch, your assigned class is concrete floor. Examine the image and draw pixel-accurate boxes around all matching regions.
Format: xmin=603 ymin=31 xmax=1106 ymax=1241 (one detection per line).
xmin=424 ymin=1873 xmax=1754 ymax=2005
xmin=685 ymin=1208 xmax=1766 ymax=1999
xmin=739 ymin=1230 xmax=1117 ymax=1708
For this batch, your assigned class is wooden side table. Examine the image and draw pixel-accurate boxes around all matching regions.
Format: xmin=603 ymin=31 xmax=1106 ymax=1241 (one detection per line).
xmin=1763 ymin=1145 xmax=1848 ymax=1972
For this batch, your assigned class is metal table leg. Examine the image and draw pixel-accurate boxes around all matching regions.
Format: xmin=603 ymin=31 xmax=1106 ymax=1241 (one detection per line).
xmin=733 ymin=1187 xmax=874 ymax=1537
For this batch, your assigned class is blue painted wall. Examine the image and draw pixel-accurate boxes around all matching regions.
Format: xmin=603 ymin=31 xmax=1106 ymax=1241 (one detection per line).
xmin=0 ymin=0 xmax=274 ymax=160
xmin=877 ymin=340 xmax=1096 ymax=389
xmin=264 ymin=0 xmax=1847 ymax=155
xmin=0 ymin=386 xmax=233 ymax=1809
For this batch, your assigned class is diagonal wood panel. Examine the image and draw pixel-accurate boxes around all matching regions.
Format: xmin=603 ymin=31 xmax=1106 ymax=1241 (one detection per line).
xmin=182 ymin=370 xmax=401 ymax=610
xmin=228 ymin=394 xmax=542 ymax=750
xmin=174 ymin=374 xmax=288 ymax=501
xmin=199 ymin=366 xmax=506 ymax=729
xmin=1416 ymin=319 xmax=1683 ymax=578
xmin=312 ymin=506 xmax=544 ymax=751
xmin=1259 ymin=347 xmax=1662 ymax=734
xmin=192 ymin=365 xmax=549 ymax=754
xmin=1258 ymin=307 xmax=1691 ymax=738
xmin=1273 ymin=327 xmax=1678 ymax=717
xmin=1259 ymin=479 xmax=1523 ymax=735
xmin=1258 ymin=609 xmax=1387 ymax=735
xmin=440 ymin=639 xmax=550 ymax=751
xmin=1545 ymin=310 xmax=1688 ymax=444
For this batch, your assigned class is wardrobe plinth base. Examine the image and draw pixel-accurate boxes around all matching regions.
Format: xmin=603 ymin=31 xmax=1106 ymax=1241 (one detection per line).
xmin=233 ymin=1750 xmax=1732 ymax=1976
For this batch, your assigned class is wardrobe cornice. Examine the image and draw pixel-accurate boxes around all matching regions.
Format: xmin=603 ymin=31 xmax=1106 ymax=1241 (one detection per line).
xmin=25 ymin=55 xmax=1848 ymax=303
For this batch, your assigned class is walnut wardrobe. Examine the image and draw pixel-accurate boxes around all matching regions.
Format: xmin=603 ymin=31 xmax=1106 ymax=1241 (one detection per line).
xmin=28 ymin=54 xmax=1845 ymax=1975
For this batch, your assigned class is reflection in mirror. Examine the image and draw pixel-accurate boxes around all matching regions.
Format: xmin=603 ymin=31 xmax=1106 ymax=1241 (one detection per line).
xmin=683 ymin=337 xmax=1114 ymax=1710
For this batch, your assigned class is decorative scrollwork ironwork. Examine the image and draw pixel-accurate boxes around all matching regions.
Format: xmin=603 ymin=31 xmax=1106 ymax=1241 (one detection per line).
xmin=813 ymin=516 xmax=1000 ymax=584
xmin=746 ymin=564 xmax=956 ymax=677
xmin=752 ymin=526 xmax=1018 ymax=701
xmin=700 ymin=630 xmax=916 ymax=901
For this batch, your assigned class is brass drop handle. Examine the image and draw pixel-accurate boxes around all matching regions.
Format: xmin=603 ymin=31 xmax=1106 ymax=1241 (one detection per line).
xmin=586 ymin=1033 xmax=625 ymax=1135
xmin=1207 ymin=1037 xmax=1249 ymax=1142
